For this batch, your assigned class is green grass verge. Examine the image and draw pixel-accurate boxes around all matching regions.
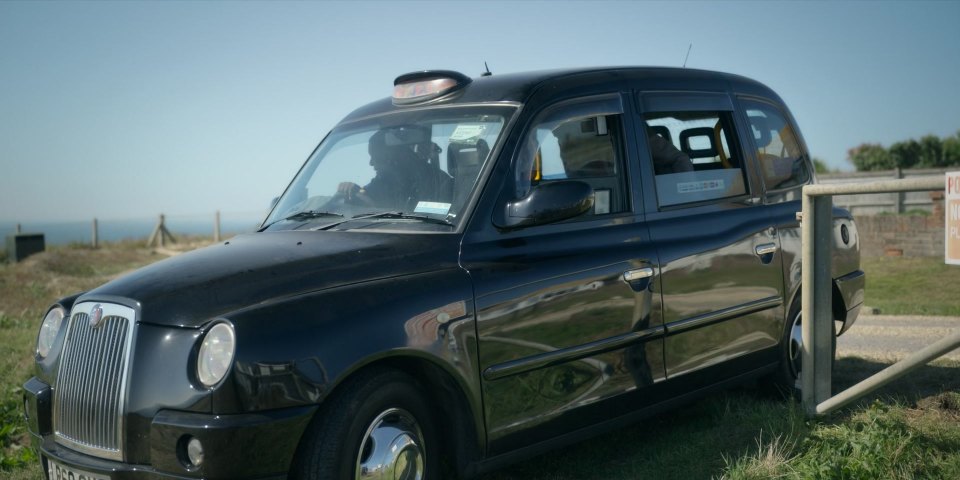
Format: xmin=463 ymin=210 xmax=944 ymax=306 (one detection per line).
xmin=862 ymin=256 xmax=960 ymax=316
xmin=477 ymin=358 xmax=960 ymax=480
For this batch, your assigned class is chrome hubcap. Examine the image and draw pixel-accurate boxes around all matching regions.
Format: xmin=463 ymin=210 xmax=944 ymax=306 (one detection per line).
xmin=356 ymin=408 xmax=425 ymax=480
xmin=788 ymin=311 xmax=803 ymax=387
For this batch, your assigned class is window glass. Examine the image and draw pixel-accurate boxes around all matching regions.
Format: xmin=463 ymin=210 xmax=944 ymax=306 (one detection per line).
xmin=264 ymin=106 xmax=510 ymax=231
xmin=742 ymin=100 xmax=810 ymax=190
xmin=644 ymin=111 xmax=747 ymax=207
xmin=517 ymin=113 xmax=627 ymax=216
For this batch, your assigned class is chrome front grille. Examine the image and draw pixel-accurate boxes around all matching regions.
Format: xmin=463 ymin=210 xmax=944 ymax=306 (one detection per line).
xmin=53 ymin=302 xmax=136 ymax=461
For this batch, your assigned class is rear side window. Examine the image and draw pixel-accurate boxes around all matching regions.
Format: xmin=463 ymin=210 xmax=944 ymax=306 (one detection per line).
xmin=741 ymin=99 xmax=810 ymax=191
xmin=644 ymin=111 xmax=747 ymax=207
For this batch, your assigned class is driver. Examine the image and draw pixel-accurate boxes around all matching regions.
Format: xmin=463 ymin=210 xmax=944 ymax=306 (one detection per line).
xmin=337 ymin=129 xmax=452 ymax=210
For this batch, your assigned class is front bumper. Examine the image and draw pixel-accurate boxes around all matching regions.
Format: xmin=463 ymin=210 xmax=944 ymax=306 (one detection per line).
xmin=23 ymin=377 xmax=316 ymax=479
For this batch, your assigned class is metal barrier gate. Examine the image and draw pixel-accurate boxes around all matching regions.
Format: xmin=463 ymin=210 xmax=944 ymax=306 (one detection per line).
xmin=801 ymin=176 xmax=960 ymax=417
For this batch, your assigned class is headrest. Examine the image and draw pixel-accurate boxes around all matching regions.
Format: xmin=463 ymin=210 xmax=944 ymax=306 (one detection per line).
xmin=447 ymin=139 xmax=489 ymax=175
xmin=679 ymin=127 xmax=718 ymax=158
xmin=749 ymin=116 xmax=773 ymax=148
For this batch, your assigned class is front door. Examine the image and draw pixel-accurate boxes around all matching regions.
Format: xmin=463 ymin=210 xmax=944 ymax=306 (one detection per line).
xmin=463 ymin=94 xmax=664 ymax=454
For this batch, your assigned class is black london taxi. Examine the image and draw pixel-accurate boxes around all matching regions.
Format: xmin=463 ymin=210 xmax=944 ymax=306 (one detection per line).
xmin=24 ymin=67 xmax=865 ymax=479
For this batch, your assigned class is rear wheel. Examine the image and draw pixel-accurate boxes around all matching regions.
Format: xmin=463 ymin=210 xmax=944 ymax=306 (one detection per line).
xmin=772 ymin=299 xmax=835 ymax=397
xmin=291 ymin=367 xmax=438 ymax=479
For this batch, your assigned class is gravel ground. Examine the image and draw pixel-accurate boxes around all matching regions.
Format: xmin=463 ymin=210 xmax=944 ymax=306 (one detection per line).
xmin=837 ymin=313 xmax=960 ymax=361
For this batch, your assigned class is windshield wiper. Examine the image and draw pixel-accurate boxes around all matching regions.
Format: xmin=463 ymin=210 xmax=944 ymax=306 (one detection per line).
xmin=359 ymin=211 xmax=455 ymax=226
xmin=317 ymin=211 xmax=454 ymax=230
xmin=285 ymin=210 xmax=344 ymax=221
xmin=259 ymin=210 xmax=344 ymax=231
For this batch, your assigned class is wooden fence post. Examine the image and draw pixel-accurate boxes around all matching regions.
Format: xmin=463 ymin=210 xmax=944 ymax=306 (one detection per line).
xmin=214 ymin=210 xmax=221 ymax=243
xmin=15 ymin=223 xmax=21 ymax=234
xmin=92 ymin=218 xmax=99 ymax=249
xmin=147 ymin=214 xmax=176 ymax=247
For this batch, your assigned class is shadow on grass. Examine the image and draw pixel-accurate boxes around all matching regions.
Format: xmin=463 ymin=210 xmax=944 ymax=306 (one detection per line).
xmin=832 ymin=356 xmax=960 ymax=411
xmin=475 ymin=386 xmax=805 ymax=480
xmin=476 ymin=357 xmax=960 ymax=480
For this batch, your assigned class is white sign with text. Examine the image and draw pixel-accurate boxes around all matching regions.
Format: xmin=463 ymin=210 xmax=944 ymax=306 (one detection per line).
xmin=947 ymin=171 xmax=960 ymax=265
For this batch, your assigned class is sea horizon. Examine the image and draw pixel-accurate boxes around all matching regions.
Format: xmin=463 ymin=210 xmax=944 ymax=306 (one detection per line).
xmin=1 ymin=213 xmax=265 ymax=246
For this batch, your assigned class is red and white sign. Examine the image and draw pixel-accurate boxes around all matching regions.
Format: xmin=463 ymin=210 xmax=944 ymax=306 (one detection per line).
xmin=947 ymin=171 xmax=960 ymax=265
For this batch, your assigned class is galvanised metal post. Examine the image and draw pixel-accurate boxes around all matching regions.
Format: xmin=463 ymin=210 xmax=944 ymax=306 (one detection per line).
xmin=801 ymin=190 xmax=834 ymax=416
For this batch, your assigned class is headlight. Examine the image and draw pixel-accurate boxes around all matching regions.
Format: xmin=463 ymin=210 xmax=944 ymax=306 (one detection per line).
xmin=36 ymin=306 xmax=66 ymax=359
xmin=197 ymin=322 xmax=236 ymax=387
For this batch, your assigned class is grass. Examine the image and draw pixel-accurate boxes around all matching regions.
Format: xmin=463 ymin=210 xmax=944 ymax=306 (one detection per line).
xmin=721 ymin=396 xmax=960 ymax=479
xmin=862 ymin=256 xmax=960 ymax=315
xmin=1 ymin=246 xmax=958 ymax=479
xmin=477 ymin=358 xmax=960 ymax=480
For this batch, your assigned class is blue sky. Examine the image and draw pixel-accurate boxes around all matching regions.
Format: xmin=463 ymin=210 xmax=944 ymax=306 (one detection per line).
xmin=1 ymin=1 xmax=958 ymax=222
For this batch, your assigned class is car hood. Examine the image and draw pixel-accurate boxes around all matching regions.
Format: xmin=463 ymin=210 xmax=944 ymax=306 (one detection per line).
xmin=80 ymin=231 xmax=462 ymax=327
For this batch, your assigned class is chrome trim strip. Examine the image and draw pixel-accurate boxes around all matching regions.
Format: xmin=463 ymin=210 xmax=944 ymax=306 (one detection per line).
xmin=482 ymin=325 xmax=666 ymax=381
xmin=623 ymin=268 xmax=654 ymax=282
xmin=665 ymin=296 xmax=782 ymax=335
xmin=53 ymin=302 xmax=136 ymax=461
xmin=755 ymin=243 xmax=778 ymax=256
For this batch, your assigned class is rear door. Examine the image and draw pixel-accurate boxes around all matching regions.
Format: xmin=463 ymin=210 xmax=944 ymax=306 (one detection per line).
xmin=636 ymin=92 xmax=785 ymax=379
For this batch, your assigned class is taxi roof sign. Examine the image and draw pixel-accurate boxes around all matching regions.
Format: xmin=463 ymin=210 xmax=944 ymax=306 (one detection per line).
xmin=393 ymin=70 xmax=471 ymax=105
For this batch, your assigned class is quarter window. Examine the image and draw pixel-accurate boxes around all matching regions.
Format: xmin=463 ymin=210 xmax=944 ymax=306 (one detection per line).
xmin=741 ymin=99 xmax=810 ymax=190
xmin=644 ymin=111 xmax=747 ymax=207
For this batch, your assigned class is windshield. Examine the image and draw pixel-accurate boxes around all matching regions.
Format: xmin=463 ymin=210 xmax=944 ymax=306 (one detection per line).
xmin=264 ymin=106 xmax=512 ymax=232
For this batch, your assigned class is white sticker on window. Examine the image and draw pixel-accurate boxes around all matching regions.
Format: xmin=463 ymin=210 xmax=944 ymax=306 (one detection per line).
xmin=594 ymin=189 xmax=610 ymax=214
xmin=449 ymin=124 xmax=486 ymax=142
xmin=414 ymin=201 xmax=451 ymax=215
xmin=677 ymin=179 xmax=726 ymax=194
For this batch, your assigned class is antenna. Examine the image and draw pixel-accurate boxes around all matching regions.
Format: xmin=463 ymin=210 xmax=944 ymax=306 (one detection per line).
xmin=481 ymin=61 xmax=492 ymax=77
xmin=682 ymin=43 xmax=692 ymax=68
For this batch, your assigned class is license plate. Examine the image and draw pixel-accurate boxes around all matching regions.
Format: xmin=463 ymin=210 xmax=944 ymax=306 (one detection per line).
xmin=47 ymin=458 xmax=110 ymax=480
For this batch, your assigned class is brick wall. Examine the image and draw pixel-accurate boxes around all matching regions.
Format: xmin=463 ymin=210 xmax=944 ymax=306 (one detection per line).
xmin=856 ymin=213 xmax=945 ymax=257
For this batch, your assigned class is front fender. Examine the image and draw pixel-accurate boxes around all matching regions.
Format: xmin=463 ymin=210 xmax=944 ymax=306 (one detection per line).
xmin=210 ymin=266 xmax=482 ymax=440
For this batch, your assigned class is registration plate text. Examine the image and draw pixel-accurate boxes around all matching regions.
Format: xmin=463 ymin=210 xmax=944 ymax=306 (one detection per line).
xmin=47 ymin=458 xmax=109 ymax=480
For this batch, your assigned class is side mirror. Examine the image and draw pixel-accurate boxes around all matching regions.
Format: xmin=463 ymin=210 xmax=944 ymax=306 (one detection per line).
xmin=496 ymin=180 xmax=594 ymax=230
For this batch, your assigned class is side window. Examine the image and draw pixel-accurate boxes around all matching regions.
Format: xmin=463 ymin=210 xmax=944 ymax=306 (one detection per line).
xmin=644 ymin=111 xmax=748 ymax=207
xmin=516 ymin=103 xmax=628 ymax=216
xmin=741 ymin=99 xmax=810 ymax=191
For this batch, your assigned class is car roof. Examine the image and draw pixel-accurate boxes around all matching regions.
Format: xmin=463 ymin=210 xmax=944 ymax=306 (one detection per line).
xmin=340 ymin=66 xmax=782 ymax=123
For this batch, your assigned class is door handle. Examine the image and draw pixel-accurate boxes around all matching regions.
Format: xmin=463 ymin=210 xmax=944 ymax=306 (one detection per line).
xmin=623 ymin=268 xmax=654 ymax=282
xmin=623 ymin=267 xmax=655 ymax=292
xmin=755 ymin=243 xmax=778 ymax=257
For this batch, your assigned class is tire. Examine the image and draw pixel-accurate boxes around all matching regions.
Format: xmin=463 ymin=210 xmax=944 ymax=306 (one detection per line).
xmin=771 ymin=298 xmax=836 ymax=398
xmin=291 ymin=367 xmax=439 ymax=480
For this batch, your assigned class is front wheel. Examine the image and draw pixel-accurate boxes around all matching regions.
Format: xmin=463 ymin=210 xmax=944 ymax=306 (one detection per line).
xmin=291 ymin=367 xmax=438 ymax=479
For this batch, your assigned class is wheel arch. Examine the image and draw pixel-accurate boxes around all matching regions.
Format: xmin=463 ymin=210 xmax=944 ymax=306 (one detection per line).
xmin=784 ymin=282 xmax=847 ymax=331
xmin=298 ymin=352 xmax=484 ymax=477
